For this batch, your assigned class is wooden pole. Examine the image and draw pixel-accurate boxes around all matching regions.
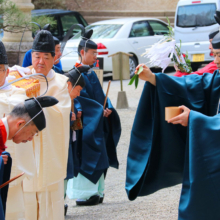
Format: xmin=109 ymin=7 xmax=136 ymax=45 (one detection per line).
xmin=103 ymin=80 xmax=111 ymax=109
xmin=71 ymin=100 xmax=74 ymax=112
xmin=0 ymin=172 xmax=24 ymax=189
xmin=119 ymin=53 xmax=123 ymax=91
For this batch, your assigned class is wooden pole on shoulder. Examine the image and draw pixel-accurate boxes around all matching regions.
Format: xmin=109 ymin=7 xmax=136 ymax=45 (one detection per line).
xmin=103 ymin=80 xmax=111 ymax=109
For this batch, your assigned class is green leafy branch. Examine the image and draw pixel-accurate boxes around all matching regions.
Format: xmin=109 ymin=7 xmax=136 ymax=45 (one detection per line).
xmin=128 ymin=66 xmax=143 ymax=89
xmin=0 ymin=0 xmax=56 ymax=33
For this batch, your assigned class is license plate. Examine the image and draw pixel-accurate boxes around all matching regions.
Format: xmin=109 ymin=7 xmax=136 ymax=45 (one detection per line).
xmin=192 ymin=54 xmax=205 ymax=62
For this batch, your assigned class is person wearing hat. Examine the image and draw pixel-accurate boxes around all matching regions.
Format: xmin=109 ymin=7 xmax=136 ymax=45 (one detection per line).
xmin=0 ymin=95 xmax=58 ymax=220
xmin=174 ymin=28 xmax=219 ymax=77
xmin=0 ymin=41 xmax=37 ymax=219
xmin=62 ymin=66 xmax=87 ymax=215
xmin=22 ymin=36 xmax=63 ymax=72
xmin=1 ymin=96 xmax=58 ymax=145
xmin=66 ymin=27 xmax=121 ymax=206
xmin=5 ymin=30 xmax=71 ymax=220
xmin=125 ymin=28 xmax=220 ymax=219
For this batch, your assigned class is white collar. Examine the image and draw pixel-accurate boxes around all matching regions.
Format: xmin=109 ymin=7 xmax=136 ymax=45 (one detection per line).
xmin=2 ymin=117 xmax=9 ymax=140
xmin=46 ymin=69 xmax=54 ymax=79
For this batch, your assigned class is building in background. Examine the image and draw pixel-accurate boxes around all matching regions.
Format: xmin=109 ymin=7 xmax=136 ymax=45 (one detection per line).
xmin=65 ymin=0 xmax=179 ymax=25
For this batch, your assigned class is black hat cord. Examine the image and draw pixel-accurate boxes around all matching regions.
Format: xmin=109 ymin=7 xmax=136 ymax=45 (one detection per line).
xmin=69 ymin=66 xmax=82 ymax=93
xmin=12 ymin=97 xmax=43 ymax=137
xmin=82 ymin=38 xmax=90 ymax=64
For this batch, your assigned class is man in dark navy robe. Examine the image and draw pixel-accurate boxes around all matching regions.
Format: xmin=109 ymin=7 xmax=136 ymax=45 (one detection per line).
xmin=63 ymin=66 xmax=87 ymax=215
xmin=66 ymin=26 xmax=121 ymax=206
xmin=126 ymin=31 xmax=220 ymax=220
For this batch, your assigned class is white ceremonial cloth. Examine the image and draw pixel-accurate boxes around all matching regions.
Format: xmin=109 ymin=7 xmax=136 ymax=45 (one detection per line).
xmin=19 ymin=69 xmax=71 ymax=220
xmin=9 ymin=65 xmax=31 ymax=77
xmin=0 ymin=86 xmax=37 ymax=219
xmin=23 ymin=69 xmax=71 ymax=191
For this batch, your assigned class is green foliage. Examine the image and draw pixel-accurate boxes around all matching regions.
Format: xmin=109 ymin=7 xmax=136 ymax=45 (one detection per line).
xmin=0 ymin=0 xmax=56 ymax=33
xmin=32 ymin=16 xmax=57 ymax=33
xmin=129 ymin=65 xmax=143 ymax=89
xmin=32 ymin=0 xmax=66 ymax=9
xmin=165 ymin=16 xmax=174 ymax=39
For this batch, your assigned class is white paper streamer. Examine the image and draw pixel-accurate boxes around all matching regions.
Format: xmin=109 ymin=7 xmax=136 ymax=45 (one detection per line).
xmin=142 ymin=37 xmax=186 ymax=73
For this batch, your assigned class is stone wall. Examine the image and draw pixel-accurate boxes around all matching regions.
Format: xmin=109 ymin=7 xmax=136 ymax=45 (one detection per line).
xmin=65 ymin=0 xmax=179 ymax=11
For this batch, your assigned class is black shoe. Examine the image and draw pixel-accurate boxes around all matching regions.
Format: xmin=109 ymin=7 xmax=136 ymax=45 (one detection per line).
xmin=99 ymin=194 xmax=104 ymax=203
xmin=64 ymin=204 xmax=68 ymax=216
xmin=76 ymin=195 xmax=100 ymax=206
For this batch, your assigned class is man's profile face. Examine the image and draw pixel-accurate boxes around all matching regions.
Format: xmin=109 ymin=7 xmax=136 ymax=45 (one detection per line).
xmin=81 ymin=49 xmax=97 ymax=66
xmin=0 ymin=64 xmax=9 ymax=87
xmin=54 ymin=44 xmax=62 ymax=65
xmin=32 ymin=52 xmax=54 ymax=76
xmin=213 ymin=49 xmax=220 ymax=70
xmin=67 ymin=82 xmax=82 ymax=100
xmin=12 ymin=122 xmax=38 ymax=144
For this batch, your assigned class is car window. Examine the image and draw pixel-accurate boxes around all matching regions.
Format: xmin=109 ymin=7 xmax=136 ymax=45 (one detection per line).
xmin=60 ymin=14 xmax=83 ymax=37
xmin=148 ymin=20 xmax=169 ymax=35
xmin=72 ymin=24 xmax=122 ymax=39
xmin=177 ymin=3 xmax=216 ymax=27
xmin=79 ymin=14 xmax=88 ymax=27
xmin=129 ymin=21 xmax=153 ymax=38
xmin=49 ymin=16 xmax=59 ymax=37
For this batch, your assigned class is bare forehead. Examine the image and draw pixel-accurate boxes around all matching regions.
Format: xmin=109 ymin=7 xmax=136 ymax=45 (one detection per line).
xmin=213 ymin=49 xmax=220 ymax=54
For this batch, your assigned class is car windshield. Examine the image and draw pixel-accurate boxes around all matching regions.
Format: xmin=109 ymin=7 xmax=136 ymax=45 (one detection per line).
xmin=72 ymin=24 xmax=123 ymax=39
xmin=60 ymin=14 xmax=84 ymax=37
xmin=177 ymin=3 xmax=217 ymax=27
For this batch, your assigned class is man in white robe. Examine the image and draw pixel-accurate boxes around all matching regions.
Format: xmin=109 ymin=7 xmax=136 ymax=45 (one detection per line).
xmin=0 ymin=41 xmax=36 ymax=220
xmin=5 ymin=30 xmax=71 ymax=220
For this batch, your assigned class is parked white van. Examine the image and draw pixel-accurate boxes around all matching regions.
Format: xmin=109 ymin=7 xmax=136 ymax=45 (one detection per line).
xmin=175 ymin=0 xmax=219 ymax=71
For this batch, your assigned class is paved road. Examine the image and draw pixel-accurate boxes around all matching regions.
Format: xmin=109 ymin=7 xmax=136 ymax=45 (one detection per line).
xmin=65 ymin=67 xmax=181 ymax=220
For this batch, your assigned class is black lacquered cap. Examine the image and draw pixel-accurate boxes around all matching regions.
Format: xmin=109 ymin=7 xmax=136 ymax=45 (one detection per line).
xmin=212 ymin=32 xmax=220 ymax=49
xmin=24 ymin=96 xmax=58 ymax=131
xmin=32 ymin=30 xmax=55 ymax=56
xmin=0 ymin=41 xmax=8 ymax=65
xmin=209 ymin=28 xmax=219 ymax=40
xmin=79 ymin=29 xmax=97 ymax=50
xmin=53 ymin=36 xmax=60 ymax=45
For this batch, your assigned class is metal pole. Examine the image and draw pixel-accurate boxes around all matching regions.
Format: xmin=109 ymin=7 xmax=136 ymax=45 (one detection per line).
xmin=119 ymin=53 xmax=123 ymax=91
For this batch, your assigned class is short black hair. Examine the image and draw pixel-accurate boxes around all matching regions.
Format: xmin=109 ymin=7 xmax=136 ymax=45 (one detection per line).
xmin=64 ymin=70 xmax=86 ymax=88
xmin=78 ymin=45 xmax=89 ymax=54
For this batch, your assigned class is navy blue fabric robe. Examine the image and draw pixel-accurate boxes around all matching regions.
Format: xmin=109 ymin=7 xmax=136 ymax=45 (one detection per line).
xmin=126 ymin=71 xmax=220 ymax=219
xmin=1 ymin=152 xmax=11 ymax=215
xmin=65 ymin=99 xmax=81 ymax=180
xmin=75 ymin=68 xmax=121 ymax=184
xmin=0 ymin=151 xmax=11 ymax=220
xmin=52 ymin=65 xmax=64 ymax=74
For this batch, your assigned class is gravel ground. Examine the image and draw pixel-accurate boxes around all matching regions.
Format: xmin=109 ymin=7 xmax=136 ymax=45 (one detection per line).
xmin=65 ymin=69 xmax=182 ymax=220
